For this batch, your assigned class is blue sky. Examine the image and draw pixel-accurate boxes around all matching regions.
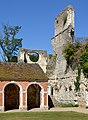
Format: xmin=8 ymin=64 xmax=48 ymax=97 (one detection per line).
xmin=0 ymin=0 xmax=88 ymax=54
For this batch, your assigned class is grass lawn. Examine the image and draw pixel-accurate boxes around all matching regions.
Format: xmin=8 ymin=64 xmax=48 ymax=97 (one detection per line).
xmin=0 ymin=111 xmax=88 ymax=120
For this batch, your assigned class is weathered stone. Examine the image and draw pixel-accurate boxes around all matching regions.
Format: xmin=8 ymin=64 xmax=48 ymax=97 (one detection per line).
xmin=18 ymin=48 xmax=48 ymax=73
xmin=18 ymin=5 xmax=88 ymax=108
xmin=48 ymin=5 xmax=88 ymax=107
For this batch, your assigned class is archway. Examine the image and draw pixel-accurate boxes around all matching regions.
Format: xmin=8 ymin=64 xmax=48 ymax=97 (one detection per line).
xmin=27 ymin=84 xmax=41 ymax=110
xmin=4 ymin=83 xmax=20 ymax=111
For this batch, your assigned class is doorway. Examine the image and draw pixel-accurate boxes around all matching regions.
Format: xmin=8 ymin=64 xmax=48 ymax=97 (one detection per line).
xmin=4 ymin=83 xmax=20 ymax=111
xmin=27 ymin=84 xmax=41 ymax=110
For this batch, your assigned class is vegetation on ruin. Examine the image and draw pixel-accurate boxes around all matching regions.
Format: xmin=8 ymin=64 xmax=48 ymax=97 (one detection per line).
xmin=63 ymin=41 xmax=88 ymax=91
xmin=58 ymin=103 xmax=79 ymax=107
xmin=74 ymin=65 xmax=81 ymax=91
xmin=63 ymin=42 xmax=84 ymax=70
xmin=0 ymin=112 xmax=88 ymax=120
xmin=80 ymin=43 xmax=88 ymax=78
xmin=0 ymin=24 xmax=22 ymax=62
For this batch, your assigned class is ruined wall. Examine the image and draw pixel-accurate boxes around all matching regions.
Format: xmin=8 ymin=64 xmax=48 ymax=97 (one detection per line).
xmin=18 ymin=48 xmax=48 ymax=73
xmin=46 ymin=54 xmax=56 ymax=78
xmin=47 ymin=5 xmax=88 ymax=107
xmin=17 ymin=5 xmax=88 ymax=107
xmin=54 ymin=5 xmax=74 ymax=36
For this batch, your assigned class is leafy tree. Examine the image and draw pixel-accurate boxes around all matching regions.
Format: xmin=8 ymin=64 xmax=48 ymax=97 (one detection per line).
xmin=63 ymin=41 xmax=88 ymax=91
xmin=80 ymin=43 xmax=88 ymax=78
xmin=0 ymin=25 xmax=22 ymax=62
xmin=10 ymin=56 xmax=18 ymax=62
xmin=63 ymin=42 xmax=84 ymax=71
xmin=63 ymin=42 xmax=75 ymax=69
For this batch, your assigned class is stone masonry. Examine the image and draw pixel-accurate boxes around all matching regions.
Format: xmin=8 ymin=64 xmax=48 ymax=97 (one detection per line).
xmin=18 ymin=5 xmax=88 ymax=108
xmin=47 ymin=5 xmax=76 ymax=105
xmin=18 ymin=48 xmax=48 ymax=73
xmin=47 ymin=5 xmax=88 ymax=107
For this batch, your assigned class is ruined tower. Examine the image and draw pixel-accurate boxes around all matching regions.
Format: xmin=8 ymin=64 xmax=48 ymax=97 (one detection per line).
xmin=51 ymin=5 xmax=74 ymax=77
xmin=47 ymin=5 xmax=75 ymax=106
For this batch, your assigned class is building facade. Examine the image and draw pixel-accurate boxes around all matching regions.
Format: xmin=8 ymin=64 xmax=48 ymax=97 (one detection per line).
xmin=0 ymin=63 xmax=48 ymax=112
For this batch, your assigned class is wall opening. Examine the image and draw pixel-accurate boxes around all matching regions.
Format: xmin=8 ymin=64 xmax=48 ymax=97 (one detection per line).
xmin=27 ymin=84 xmax=41 ymax=110
xmin=71 ymin=29 xmax=74 ymax=40
xmin=63 ymin=15 xmax=68 ymax=27
xmin=4 ymin=83 xmax=20 ymax=111
xmin=28 ymin=52 xmax=39 ymax=62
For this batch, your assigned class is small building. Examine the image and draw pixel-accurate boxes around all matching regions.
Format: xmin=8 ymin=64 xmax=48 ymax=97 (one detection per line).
xmin=0 ymin=62 xmax=48 ymax=111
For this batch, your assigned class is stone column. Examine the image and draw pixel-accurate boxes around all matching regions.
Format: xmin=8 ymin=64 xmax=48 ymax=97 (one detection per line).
xmin=44 ymin=91 xmax=48 ymax=110
xmin=0 ymin=91 xmax=4 ymax=112
xmin=19 ymin=91 xmax=27 ymax=111
xmin=40 ymin=90 xmax=48 ymax=110
xmin=40 ymin=90 xmax=44 ymax=108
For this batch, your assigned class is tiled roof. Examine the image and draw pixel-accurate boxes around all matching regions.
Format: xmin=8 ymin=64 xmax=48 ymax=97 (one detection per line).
xmin=0 ymin=62 xmax=48 ymax=81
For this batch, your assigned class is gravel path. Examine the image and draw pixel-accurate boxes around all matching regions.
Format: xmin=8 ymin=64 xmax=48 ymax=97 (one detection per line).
xmin=49 ymin=107 xmax=88 ymax=114
xmin=5 ymin=107 xmax=88 ymax=114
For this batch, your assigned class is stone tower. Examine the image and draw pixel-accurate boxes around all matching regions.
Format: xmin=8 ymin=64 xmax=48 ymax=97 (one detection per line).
xmin=47 ymin=6 xmax=76 ymax=105
xmin=51 ymin=5 xmax=74 ymax=77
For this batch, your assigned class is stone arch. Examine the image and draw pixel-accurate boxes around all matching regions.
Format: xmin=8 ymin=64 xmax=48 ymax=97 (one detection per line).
xmin=26 ymin=51 xmax=42 ymax=63
xmin=3 ymin=82 xmax=22 ymax=111
xmin=26 ymin=83 xmax=44 ymax=110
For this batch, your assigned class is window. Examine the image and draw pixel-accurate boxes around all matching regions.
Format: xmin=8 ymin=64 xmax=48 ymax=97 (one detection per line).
xmin=28 ymin=52 xmax=39 ymax=62
xmin=63 ymin=15 xmax=67 ymax=27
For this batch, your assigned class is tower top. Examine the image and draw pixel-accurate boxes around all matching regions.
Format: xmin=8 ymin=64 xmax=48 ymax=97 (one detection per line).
xmin=54 ymin=5 xmax=74 ymax=36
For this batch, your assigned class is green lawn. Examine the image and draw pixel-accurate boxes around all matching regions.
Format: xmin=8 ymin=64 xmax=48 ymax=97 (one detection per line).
xmin=0 ymin=112 xmax=88 ymax=120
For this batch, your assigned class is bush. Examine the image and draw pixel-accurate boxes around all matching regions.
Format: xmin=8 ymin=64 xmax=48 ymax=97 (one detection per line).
xmin=59 ymin=103 xmax=79 ymax=107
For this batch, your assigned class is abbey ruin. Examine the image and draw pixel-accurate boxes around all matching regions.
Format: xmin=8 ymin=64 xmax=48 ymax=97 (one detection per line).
xmin=0 ymin=5 xmax=88 ymax=112
xmin=18 ymin=5 xmax=88 ymax=108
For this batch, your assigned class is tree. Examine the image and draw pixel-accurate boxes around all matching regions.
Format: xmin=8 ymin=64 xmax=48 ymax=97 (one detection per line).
xmin=0 ymin=25 xmax=22 ymax=62
xmin=63 ymin=42 xmax=75 ymax=69
xmin=63 ymin=42 xmax=84 ymax=70
xmin=63 ymin=41 xmax=88 ymax=91
xmin=80 ymin=43 xmax=88 ymax=78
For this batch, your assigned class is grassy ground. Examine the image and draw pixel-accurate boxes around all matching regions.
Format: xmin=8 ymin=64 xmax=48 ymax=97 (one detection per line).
xmin=0 ymin=112 xmax=88 ymax=120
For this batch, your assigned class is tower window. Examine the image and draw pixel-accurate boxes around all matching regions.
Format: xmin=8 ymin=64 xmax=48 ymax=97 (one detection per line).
xmin=56 ymin=20 xmax=58 ymax=24
xmin=63 ymin=15 xmax=67 ymax=27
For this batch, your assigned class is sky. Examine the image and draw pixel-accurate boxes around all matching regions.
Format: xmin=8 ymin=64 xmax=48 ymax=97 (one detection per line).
xmin=0 ymin=0 xmax=88 ymax=54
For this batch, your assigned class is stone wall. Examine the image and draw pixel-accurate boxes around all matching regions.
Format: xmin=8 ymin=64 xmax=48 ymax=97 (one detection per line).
xmin=54 ymin=5 xmax=74 ymax=36
xmin=18 ymin=48 xmax=48 ymax=73
xmin=46 ymin=54 xmax=56 ymax=78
